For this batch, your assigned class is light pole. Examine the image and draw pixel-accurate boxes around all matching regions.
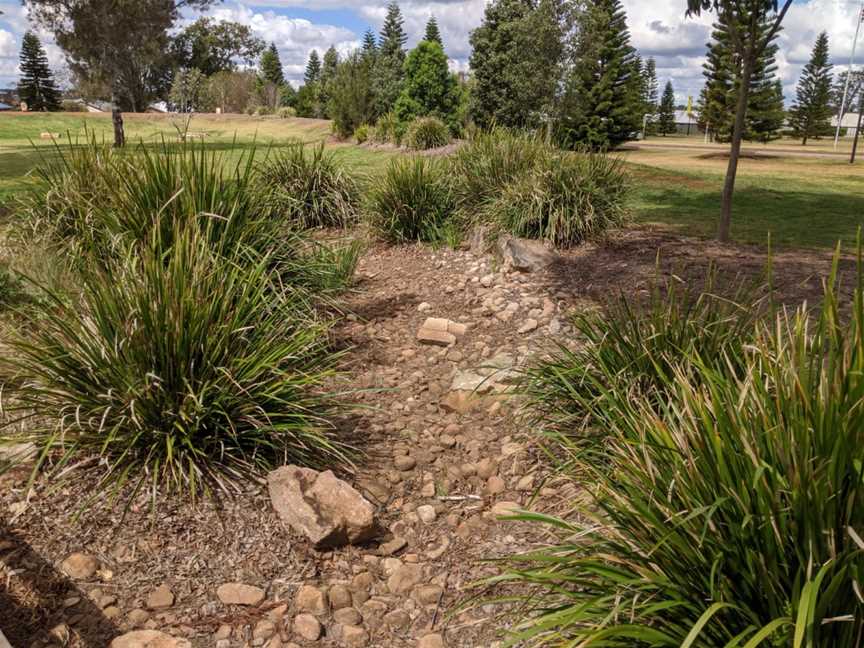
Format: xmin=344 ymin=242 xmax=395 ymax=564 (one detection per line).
xmin=835 ymin=0 xmax=864 ymax=150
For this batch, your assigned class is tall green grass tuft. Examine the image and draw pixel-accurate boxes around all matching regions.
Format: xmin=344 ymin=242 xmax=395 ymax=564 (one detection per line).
xmin=256 ymin=142 xmax=359 ymax=229
xmin=487 ymin=150 xmax=630 ymax=247
xmin=2 ymin=221 xmax=349 ymax=502
xmin=404 ymin=117 xmax=451 ymax=150
xmin=365 ymin=157 xmax=455 ymax=243
xmin=495 ymin=253 xmax=864 ymax=646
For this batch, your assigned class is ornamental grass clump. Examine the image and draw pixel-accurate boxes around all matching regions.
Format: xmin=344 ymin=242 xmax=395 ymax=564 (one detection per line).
xmin=404 ymin=116 xmax=451 ymax=150
xmin=2 ymin=220 xmax=349 ymax=502
xmin=496 ymin=252 xmax=864 ymax=646
xmin=256 ymin=142 xmax=359 ymax=229
xmin=487 ymin=150 xmax=630 ymax=247
xmin=365 ymin=156 xmax=454 ymax=243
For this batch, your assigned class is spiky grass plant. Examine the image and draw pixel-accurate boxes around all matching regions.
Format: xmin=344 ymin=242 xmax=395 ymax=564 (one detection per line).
xmin=256 ymin=142 xmax=359 ymax=229
xmin=404 ymin=117 xmax=451 ymax=150
xmin=1 ymin=220 xmax=349 ymax=502
xmin=372 ymin=112 xmax=404 ymax=145
xmin=449 ymin=128 xmax=550 ymax=213
xmin=495 ymin=251 xmax=864 ymax=647
xmin=487 ymin=150 xmax=630 ymax=247
xmin=521 ymin=274 xmax=763 ymax=442
xmin=365 ymin=157 xmax=455 ymax=243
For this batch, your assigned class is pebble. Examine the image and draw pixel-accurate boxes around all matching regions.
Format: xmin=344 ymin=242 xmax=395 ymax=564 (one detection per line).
xmin=418 ymin=634 xmax=446 ymax=648
xmin=416 ymin=505 xmax=437 ymax=524
xmin=127 ymin=609 xmax=150 ymax=627
xmin=293 ymin=613 xmax=322 ymax=641
xmin=491 ymin=501 xmax=521 ymax=517
xmin=341 ymin=625 xmax=369 ymax=647
xmin=388 ymin=564 xmax=424 ymax=593
xmin=328 ymin=584 xmax=353 ymax=610
xmin=217 ymin=583 xmax=266 ymax=606
xmin=486 ymin=475 xmax=506 ymax=495
xmin=60 ymin=553 xmax=99 ymax=580
xmin=295 ymin=584 xmax=328 ymax=615
xmin=518 ymin=318 xmax=539 ymax=334
xmin=147 ymin=584 xmax=175 ymax=609
xmin=333 ymin=607 xmax=362 ymax=626
xmin=394 ymin=455 xmax=417 ymax=471
xmin=476 ymin=458 xmax=497 ymax=479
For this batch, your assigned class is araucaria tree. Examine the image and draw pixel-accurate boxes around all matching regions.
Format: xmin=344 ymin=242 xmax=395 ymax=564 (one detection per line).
xmin=424 ymin=16 xmax=443 ymax=45
xmin=557 ymin=0 xmax=642 ymax=149
xmin=469 ymin=0 xmax=566 ymax=129
xmin=643 ymin=57 xmax=659 ymax=134
xmin=296 ymin=50 xmax=322 ymax=117
xmin=658 ymin=80 xmax=677 ymax=135
xmin=789 ymin=31 xmax=833 ymax=145
xmin=395 ymin=40 xmax=458 ymax=129
xmin=260 ymin=43 xmax=285 ymax=86
xmin=17 ymin=31 xmax=61 ymax=111
xmin=686 ymin=0 xmax=793 ymax=242
xmin=373 ymin=2 xmax=408 ymax=116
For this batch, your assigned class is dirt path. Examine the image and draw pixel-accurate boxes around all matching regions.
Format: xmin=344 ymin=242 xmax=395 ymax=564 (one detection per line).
xmin=0 ymin=229 xmax=848 ymax=648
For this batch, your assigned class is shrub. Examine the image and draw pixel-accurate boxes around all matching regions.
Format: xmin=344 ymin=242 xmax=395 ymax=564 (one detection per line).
xmin=497 ymin=256 xmax=864 ymax=647
xmin=484 ymin=151 xmax=630 ymax=247
xmin=277 ymin=106 xmax=297 ymax=119
xmin=365 ymin=157 xmax=454 ymax=243
xmin=372 ymin=112 xmax=403 ymax=145
xmin=253 ymin=105 xmax=273 ymax=116
xmin=257 ymin=143 xmax=359 ymax=229
xmin=354 ymin=124 xmax=370 ymax=144
xmin=1 ymin=220 xmax=349 ymax=503
xmin=404 ymin=117 xmax=451 ymax=150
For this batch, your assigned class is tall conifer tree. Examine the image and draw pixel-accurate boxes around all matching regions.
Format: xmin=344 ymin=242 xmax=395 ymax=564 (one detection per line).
xmin=373 ymin=1 xmax=408 ymax=116
xmin=658 ymin=80 xmax=677 ymax=135
xmin=17 ymin=31 xmax=61 ymax=112
xmin=424 ymin=16 xmax=443 ymax=45
xmin=260 ymin=43 xmax=285 ymax=86
xmin=789 ymin=32 xmax=832 ymax=145
xmin=304 ymin=50 xmax=322 ymax=85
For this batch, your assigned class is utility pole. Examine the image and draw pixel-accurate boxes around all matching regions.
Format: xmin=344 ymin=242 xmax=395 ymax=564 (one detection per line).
xmin=851 ymin=93 xmax=864 ymax=163
xmin=835 ymin=1 xmax=864 ymax=150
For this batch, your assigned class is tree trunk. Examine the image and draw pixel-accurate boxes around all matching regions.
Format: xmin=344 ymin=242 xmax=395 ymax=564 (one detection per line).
xmin=112 ymin=106 xmax=125 ymax=148
xmin=718 ymin=52 xmax=753 ymax=243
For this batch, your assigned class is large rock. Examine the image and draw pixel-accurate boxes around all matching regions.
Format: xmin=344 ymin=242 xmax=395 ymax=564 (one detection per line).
xmin=268 ymin=466 xmax=377 ymax=549
xmin=496 ymin=235 xmax=557 ymax=273
xmin=110 ymin=631 xmax=191 ymax=648
xmin=416 ymin=318 xmax=468 ymax=346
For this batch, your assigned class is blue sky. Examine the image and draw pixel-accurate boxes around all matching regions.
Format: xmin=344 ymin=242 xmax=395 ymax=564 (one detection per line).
xmin=1 ymin=0 xmax=861 ymax=103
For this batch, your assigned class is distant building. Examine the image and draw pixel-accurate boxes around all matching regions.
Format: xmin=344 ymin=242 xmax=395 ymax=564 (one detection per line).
xmin=832 ymin=112 xmax=861 ymax=139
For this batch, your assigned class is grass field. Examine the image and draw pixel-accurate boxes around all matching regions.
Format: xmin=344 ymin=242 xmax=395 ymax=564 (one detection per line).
xmin=1 ymin=112 xmax=862 ymax=249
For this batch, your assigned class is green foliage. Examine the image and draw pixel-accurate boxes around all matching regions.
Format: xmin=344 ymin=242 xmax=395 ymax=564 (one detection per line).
xmin=365 ymin=157 xmax=455 ymax=242
xmin=642 ymin=57 xmax=659 ymax=133
xmin=658 ymin=80 xmax=677 ymax=135
xmin=424 ymin=16 xmax=443 ymax=46
xmin=256 ymin=143 xmax=359 ymax=229
xmin=404 ymin=117 xmax=451 ymax=150
xmin=469 ymin=0 xmax=565 ymax=129
xmin=790 ymin=32 xmax=833 ymax=145
xmin=483 ymin=150 xmax=630 ymax=247
xmin=277 ymin=106 xmax=296 ymax=119
xmin=17 ymin=31 xmax=61 ymax=112
xmin=698 ymin=12 xmax=785 ymax=144
xmin=556 ymin=0 xmax=642 ymax=149
xmin=260 ymin=43 xmax=286 ymax=86
xmin=371 ymin=112 xmax=404 ymax=145
xmin=372 ymin=2 xmax=408 ymax=116
xmin=328 ymin=53 xmax=376 ymax=139
xmin=304 ymin=50 xmax=322 ymax=85
xmin=498 ymin=253 xmax=864 ymax=646
xmin=449 ymin=128 xmax=555 ymax=214
xmin=2 ymin=219 xmax=349 ymax=502
xmin=394 ymin=40 xmax=459 ymax=130
xmin=169 ymin=67 xmax=208 ymax=112
xmin=354 ymin=124 xmax=371 ymax=144
xmin=171 ymin=17 xmax=265 ymax=77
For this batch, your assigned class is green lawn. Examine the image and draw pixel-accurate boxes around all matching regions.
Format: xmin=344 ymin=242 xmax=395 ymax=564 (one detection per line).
xmin=2 ymin=111 xmax=862 ymax=250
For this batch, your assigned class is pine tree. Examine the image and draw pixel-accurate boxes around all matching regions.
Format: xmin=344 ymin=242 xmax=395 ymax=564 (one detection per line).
xmin=748 ymin=78 xmax=785 ymax=143
xmin=643 ymin=57 xmax=659 ymax=134
xmin=318 ymin=45 xmax=340 ymax=119
xmin=424 ymin=16 xmax=443 ymax=45
xmin=260 ymin=43 xmax=285 ymax=86
xmin=17 ymin=31 xmax=61 ymax=112
xmin=558 ymin=0 xmax=641 ymax=148
xmin=304 ymin=50 xmax=322 ymax=85
xmin=394 ymin=40 xmax=458 ymax=128
xmin=789 ymin=31 xmax=832 ymax=145
xmin=658 ymin=80 xmax=677 ymax=135
xmin=373 ymin=2 xmax=408 ymax=116
xmin=361 ymin=29 xmax=378 ymax=60
xmin=700 ymin=13 xmax=783 ymax=144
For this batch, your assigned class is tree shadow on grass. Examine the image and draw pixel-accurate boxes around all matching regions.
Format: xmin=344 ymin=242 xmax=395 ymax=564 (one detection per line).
xmin=0 ymin=515 xmax=118 ymax=647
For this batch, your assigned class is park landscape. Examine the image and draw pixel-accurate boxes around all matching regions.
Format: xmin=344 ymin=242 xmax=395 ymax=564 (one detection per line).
xmin=1 ymin=1 xmax=864 ymax=648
